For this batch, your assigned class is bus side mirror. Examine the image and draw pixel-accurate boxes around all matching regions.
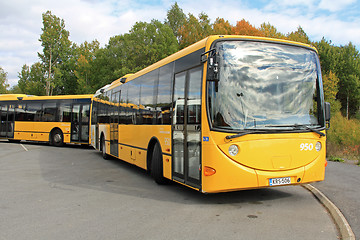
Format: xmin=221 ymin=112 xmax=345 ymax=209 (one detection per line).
xmin=325 ymin=102 xmax=331 ymax=129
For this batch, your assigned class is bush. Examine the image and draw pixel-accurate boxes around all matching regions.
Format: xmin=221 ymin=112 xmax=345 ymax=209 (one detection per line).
xmin=327 ymin=112 xmax=360 ymax=160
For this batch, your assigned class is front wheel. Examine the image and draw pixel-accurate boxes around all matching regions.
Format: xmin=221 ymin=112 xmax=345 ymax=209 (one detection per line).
xmin=151 ymin=143 xmax=169 ymax=185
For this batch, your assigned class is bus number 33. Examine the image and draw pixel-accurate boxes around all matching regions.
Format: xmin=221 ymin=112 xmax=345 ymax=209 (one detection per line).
xmin=300 ymin=143 xmax=314 ymax=151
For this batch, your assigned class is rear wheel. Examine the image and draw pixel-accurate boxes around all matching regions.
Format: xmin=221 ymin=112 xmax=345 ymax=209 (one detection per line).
xmin=51 ymin=129 xmax=64 ymax=147
xmin=151 ymin=143 xmax=169 ymax=185
xmin=101 ymin=137 xmax=109 ymax=160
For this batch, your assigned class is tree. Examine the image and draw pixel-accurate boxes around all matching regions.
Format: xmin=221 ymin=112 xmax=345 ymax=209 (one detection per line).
xmin=287 ymin=26 xmax=310 ymax=44
xmin=38 ymin=11 xmax=71 ymax=95
xmin=231 ymin=19 xmax=264 ymax=37
xmin=18 ymin=63 xmax=46 ymax=95
xmin=91 ymin=20 xmax=178 ymax=89
xmin=165 ymin=2 xmax=186 ymax=42
xmin=212 ymin=18 xmax=233 ymax=35
xmin=178 ymin=12 xmax=213 ymax=49
xmin=322 ymin=71 xmax=341 ymax=113
xmin=260 ymin=22 xmax=285 ymax=39
xmin=0 ymin=67 xmax=9 ymax=94
xmin=74 ymin=40 xmax=100 ymax=94
xmin=335 ymin=43 xmax=360 ymax=119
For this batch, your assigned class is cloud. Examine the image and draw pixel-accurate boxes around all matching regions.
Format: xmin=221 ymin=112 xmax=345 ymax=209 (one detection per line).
xmin=319 ymin=0 xmax=357 ymax=12
xmin=0 ymin=0 xmax=359 ymax=88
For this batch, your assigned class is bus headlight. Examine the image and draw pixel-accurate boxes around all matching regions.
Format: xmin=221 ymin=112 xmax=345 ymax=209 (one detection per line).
xmin=315 ymin=142 xmax=322 ymax=152
xmin=229 ymin=145 xmax=239 ymax=156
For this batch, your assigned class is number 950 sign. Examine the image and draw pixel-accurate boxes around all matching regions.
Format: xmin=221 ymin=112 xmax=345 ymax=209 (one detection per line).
xmin=300 ymin=143 xmax=313 ymax=151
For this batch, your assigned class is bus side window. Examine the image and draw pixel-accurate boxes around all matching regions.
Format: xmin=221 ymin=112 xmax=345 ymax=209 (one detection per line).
xmin=59 ymin=103 xmax=71 ymax=122
xmin=42 ymin=102 xmax=57 ymax=122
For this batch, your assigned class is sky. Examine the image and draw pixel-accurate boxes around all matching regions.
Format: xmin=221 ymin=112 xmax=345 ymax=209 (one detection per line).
xmin=1 ymin=0 xmax=360 ymax=87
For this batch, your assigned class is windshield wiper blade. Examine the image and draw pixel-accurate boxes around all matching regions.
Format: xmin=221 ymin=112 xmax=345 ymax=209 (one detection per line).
xmin=225 ymin=130 xmax=264 ymax=140
xmin=265 ymin=124 xmax=325 ymax=137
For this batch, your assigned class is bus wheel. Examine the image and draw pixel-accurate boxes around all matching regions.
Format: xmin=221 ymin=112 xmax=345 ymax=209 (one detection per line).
xmin=151 ymin=143 xmax=169 ymax=185
xmin=101 ymin=137 xmax=109 ymax=160
xmin=51 ymin=129 xmax=64 ymax=147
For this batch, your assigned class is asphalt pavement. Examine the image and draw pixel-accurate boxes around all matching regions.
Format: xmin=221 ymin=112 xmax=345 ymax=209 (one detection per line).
xmin=0 ymin=140 xmax=340 ymax=240
xmin=313 ymin=161 xmax=360 ymax=240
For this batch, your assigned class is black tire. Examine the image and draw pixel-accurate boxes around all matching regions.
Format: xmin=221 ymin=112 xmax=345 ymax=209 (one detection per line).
xmin=51 ymin=129 xmax=64 ymax=147
xmin=151 ymin=143 xmax=169 ymax=185
xmin=101 ymin=137 xmax=109 ymax=160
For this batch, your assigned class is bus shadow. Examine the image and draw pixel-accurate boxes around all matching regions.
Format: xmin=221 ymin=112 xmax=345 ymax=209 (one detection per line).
xmin=38 ymin=146 xmax=293 ymax=205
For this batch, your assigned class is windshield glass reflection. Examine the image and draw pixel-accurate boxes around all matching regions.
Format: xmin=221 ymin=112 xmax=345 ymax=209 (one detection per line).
xmin=208 ymin=41 xmax=323 ymax=131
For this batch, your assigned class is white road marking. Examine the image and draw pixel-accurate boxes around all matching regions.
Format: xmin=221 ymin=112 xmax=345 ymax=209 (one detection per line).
xmin=20 ymin=144 xmax=28 ymax=152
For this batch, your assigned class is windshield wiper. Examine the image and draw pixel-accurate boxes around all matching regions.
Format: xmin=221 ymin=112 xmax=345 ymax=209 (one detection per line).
xmin=265 ymin=124 xmax=325 ymax=137
xmin=225 ymin=130 xmax=265 ymax=140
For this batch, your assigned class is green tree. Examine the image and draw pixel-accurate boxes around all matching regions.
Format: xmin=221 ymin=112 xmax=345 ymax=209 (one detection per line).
xmin=335 ymin=43 xmax=360 ymax=119
xmin=18 ymin=63 xmax=46 ymax=95
xmin=74 ymin=40 xmax=100 ymax=94
xmin=322 ymin=71 xmax=341 ymax=113
xmin=287 ymin=26 xmax=310 ymax=44
xmin=0 ymin=66 xmax=9 ymax=93
xmin=91 ymin=20 xmax=178 ymax=89
xmin=165 ymin=2 xmax=186 ymax=42
xmin=260 ymin=22 xmax=285 ymax=39
xmin=38 ymin=11 xmax=71 ymax=95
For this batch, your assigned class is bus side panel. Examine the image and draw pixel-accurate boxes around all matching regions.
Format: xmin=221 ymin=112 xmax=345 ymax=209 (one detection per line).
xmin=118 ymin=125 xmax=172 ymax=177
xmin=14 ymin=122 xmax=71 ymax=143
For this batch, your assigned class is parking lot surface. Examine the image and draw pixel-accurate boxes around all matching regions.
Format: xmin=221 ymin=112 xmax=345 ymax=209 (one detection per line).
xmin=0 ymin=141 xmax=339 ymax=240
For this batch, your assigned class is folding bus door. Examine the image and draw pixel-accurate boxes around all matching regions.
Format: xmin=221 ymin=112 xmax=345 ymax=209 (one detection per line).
xmin=172 ymin=66 xmax=202 ymax=188
xmin=0 ymin=104 xmax=15 ymax=139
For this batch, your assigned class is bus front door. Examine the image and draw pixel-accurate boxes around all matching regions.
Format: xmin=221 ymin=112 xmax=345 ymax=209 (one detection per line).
xmin=173 ymin=67 xmax=202 ymax=189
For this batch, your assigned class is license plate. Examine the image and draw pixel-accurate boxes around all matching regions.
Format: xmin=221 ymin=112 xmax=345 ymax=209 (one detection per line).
xmin=269 ymin=177 xmax=291 ymax=186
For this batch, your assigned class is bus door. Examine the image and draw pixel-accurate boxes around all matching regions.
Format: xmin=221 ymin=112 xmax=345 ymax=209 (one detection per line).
xmin=110 ymin=105 xmax=119 ymax=157
xmin=71 ymin=103 xmax=90 ymax=143
xmin=173 ymin=67 xmax=202 ymax=188
xmin=0 ymin=103 xmax=15 ymax=138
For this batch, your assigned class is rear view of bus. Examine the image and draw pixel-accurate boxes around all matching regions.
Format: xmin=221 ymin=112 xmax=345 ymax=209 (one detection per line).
xmin=201 ymin=36 xmax=330 ymax=192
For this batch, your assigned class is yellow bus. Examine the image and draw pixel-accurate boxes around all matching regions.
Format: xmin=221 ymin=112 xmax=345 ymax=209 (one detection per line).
xmin=91 ymin=35 xmax=331 ymax=193
xmin=0 ymin=94 xmax=93 ymax=146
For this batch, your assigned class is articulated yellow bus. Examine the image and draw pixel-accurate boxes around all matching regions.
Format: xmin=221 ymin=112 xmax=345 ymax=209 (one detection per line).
xmin=0 ymin=94 xmax=93 ymax=146
xmin=91 ymin=35 xmax=331 ymax=193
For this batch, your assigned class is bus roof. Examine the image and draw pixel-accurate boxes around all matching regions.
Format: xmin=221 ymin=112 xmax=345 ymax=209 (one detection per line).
xmin=0 ymin=94 xmax=93 ymax=101
xmin=105 ymin=35 xmax=317 ymax=91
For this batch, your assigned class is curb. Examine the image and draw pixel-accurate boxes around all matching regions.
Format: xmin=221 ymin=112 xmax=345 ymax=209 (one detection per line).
xmin=302 ymin=184 xmax=355 ymax=240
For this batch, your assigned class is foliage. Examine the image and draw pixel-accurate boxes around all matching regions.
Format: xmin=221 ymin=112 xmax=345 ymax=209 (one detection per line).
xmin=38 ymin=11 xmax=71 ymax=95
xmin=18 ymin=63 xmax=46 ymax=95
xmin=287 ymin=26 xmax=310 ymax=44
xmin=260 ymin=22 xmax=286 ymax=39
xmin=232 ymin=19 xmax=264 ymax=37
xmin=0 ymin=66 xmax=9 ymax=94
xmin=165 ymin=2 xmax=186 ymax=41
xmin=327 ymin=112 xmax=360 ymax=160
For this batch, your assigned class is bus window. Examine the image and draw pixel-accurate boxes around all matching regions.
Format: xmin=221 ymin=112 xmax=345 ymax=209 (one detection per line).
xmin=59 ymin=102 xmax=71 ymax=122
xmin=156 ymin=63 xmax=173 ymax=124
xmin=42 ymin=102 xmax=57 ymax=122
xmin=15 ymin=104 xmax=26 ymax=121
xmin=26 ymin=102 xmax=42 ymax=121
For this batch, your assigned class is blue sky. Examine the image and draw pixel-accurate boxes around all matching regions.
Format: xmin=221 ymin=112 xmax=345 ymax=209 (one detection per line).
xmin=1 ymin=0 xmax=359 ymax=87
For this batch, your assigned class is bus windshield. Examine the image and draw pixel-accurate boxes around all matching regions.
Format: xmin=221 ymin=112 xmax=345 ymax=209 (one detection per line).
xmin=208 ymin=41 xmax=324 ymax=132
